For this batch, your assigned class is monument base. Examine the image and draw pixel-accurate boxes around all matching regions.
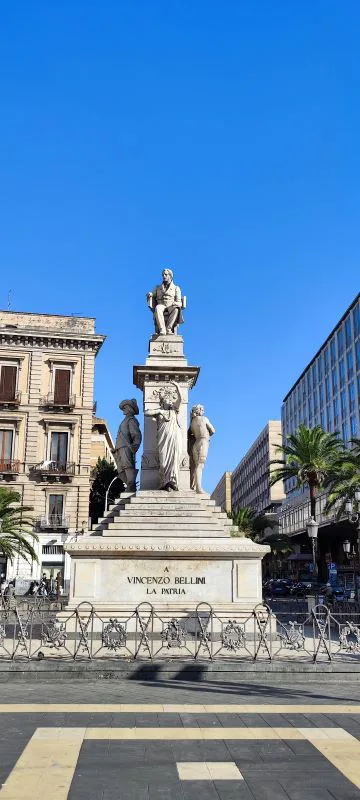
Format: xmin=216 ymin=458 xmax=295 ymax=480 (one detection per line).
xmin=65 ymin=491 xmax=270 ymax=613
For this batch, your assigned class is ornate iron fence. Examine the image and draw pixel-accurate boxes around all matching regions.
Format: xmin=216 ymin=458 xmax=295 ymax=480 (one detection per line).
xmin=1 ymin=600 xmax=360 ymax=662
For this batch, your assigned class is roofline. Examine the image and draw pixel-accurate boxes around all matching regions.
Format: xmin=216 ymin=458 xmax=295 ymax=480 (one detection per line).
xmin=232 ymin=420 xmax=282 ymax=475
xmin=0 ymin=309 xmax=96 ymax=321
xmin=282 ymin=291 xmax=360 ymax=403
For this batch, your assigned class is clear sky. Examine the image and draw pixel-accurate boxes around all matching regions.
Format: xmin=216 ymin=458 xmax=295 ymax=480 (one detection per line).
xmin=0 ymin=1 xmax=359 ymax=491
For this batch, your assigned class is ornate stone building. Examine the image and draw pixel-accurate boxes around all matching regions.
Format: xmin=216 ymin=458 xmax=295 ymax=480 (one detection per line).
xmin=0 ymin=310 xmax=104 ymax=591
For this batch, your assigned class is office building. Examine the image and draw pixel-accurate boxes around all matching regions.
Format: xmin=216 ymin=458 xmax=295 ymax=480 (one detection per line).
xmin=282 ymin=292 xmax=360 ymax=498
xmin=231 ymin=421 xmax=285 ymax=515
xmin=211 ymin=471 xmax=232 ymax=514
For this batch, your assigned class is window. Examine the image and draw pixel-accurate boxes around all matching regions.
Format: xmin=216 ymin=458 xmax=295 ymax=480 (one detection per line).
xmin=353 ymin=304 xmax=360 ymax=339
xmin=307 ymin=372 xmax=312 ymax=394
xmin=0 ymin=365 xmax=17 ymax=402
xmin=319 ymin=384 xmax=324 ymax=408
xmin=330 ymin=338 xmax=336 ymax=365
xmin=345 ymin=316 xmax=352 ymax=348
xmin=332 ymin=368 xmax=338 ymax=392
xmin=340 ymin=389 xmax=347 ymax=415
xmin=339 ymin=359 xmax=345 ymax=387
xmin=308 ymin=397 xmax=313 ymax=419
xmin=50 ymin=432 xmax=68 ymax=466
xmin=312 ymin=363 xmax=317 ymax=387
xmin=337 ymin=329 xmax=344 ymax=357
xmin=327 ymin=407 xmax=332 ymax=430
xmin=53 ymin=369 xmax=71 ymax=405
xmin=324 ymin=348 xmax=329 ymax=373
xmin=0 ymin=430 xmax=13 ymax=466
xmin=317 ymin=355 xmax=323 ymax=382
xmin=349 ymin=382 xmax=355 ymax=413
xmin=320 ymin=410 xmax=325 ymax=429
xmin=356 ymin=340 xmax=360 ymax=372
xmin=347 ymin=350 xmax=354 ymax=379
xmin=333 ymin=397 xmax=339 ymax=427
xmin=325 ymin=376 xmax=330 ymax=402
xmin=351 ymin=416 xmax=357 ymax=437
xmin=49 ymin=494 xmax=64 ymax=525
xmin=342 ymin=421 xmax=349 ymax=443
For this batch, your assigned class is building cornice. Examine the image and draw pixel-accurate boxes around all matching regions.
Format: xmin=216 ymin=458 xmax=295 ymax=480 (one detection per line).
xmin=0 ymin=329 xmax=105 ymax=354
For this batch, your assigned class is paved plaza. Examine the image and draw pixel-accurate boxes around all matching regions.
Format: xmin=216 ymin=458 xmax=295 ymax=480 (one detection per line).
xmin=1 ymin=678 xmax=360 ymax=798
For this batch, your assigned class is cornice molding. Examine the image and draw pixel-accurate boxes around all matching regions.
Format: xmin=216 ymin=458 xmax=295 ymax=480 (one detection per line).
xmin=65 ymin=539 xmax=270 ymax=556
xmin=0 ymin=330 xmax=105 ymax=354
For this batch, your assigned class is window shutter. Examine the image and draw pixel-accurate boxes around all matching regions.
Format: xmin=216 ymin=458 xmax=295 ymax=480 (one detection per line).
xmin=54 ymin=370 xmax=70 ymax=404
xmin=0 ymin=366 xmax=17 ymax=401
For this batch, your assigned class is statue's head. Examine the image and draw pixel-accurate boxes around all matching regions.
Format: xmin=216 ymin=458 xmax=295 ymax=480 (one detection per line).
xmin=119 ymin=398 xmax=139 ymax=416
xmin=191 ymin=404 xmax=204 ymax=418
xmin=162 ymin=268 xmax=173 ymax=285
xmin=157 ymin=386 xmax=177 ymax=409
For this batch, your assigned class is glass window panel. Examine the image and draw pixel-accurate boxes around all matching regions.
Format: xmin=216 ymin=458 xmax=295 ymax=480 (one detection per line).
xmin=0 ymin=430 xmax=13 ymax=464
xmin=351 ymin=416 xmax=357 ymax=437
xmin=356 ymin=340 xmax=360 ymax=372
xmin=49 ymin=494 xmax=64 ymax=521
xmin=337 ymin=329 xmax=344 ymax=356
xmin=50 ymin=432 xmax=68 ymax=465
xmin=318 ymin=355 xmax=323 ymax=382
xmin=353 ymin=304 xmax=360 ymax=339
xmin=349 ymin=382 xmax=355 ymax=412
xmin=343 ymin=421 xmax=349 ymax=443
xmin=347 ymin=349 xmax=354 ymax=378
xmin=345 ymin=316 xmax=352 ymax=348
xmin=325 ymin=376 xmax=330 ymax=402
xmin=319 ymin=384 xmax=324 ymax=407
xmin=339 ymin=359 xmax=345 ymax=387
xmin=330 ymin=338 xmax=336 ymax=364
xmin=324 ymin=348 xmax=329 ymax=373
xmin=332 ymin=368 xmax=338 ymax=392
xmin=312 ymin=364 xmax=317 ymax=386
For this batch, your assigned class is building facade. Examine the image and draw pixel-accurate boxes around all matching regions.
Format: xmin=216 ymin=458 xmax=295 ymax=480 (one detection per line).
xmin=282 ymin=292 xmax=360 ymax=499
xmin=211 ymin=471 xmax=232 ymax=514
xmin=0 ymin=310 xmax=104 ymax=591
xmin=231 ymin=421 xmax=285 ymax=515
xmin=91 ymin=416 xmax=115 ymax=468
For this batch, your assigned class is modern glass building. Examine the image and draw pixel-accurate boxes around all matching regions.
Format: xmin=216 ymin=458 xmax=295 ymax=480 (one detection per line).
xmin=282 ymin=292 xmax=360 ymax=498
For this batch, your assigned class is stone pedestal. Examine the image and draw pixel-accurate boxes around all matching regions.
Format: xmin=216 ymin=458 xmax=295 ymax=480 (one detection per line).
xmin=133 ymin=335 xmax=199 ymax=490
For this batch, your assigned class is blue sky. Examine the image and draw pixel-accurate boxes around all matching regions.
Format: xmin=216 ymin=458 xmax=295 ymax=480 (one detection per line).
xmin=0 ymin=1 xmax=359 ymax=491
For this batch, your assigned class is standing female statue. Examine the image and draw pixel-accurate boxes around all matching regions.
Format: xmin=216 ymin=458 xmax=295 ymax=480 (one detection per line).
xmin=145 ymin=381 xmax=182 ymax=491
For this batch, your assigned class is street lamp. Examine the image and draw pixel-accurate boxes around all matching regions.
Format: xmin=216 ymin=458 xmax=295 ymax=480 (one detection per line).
xmin=342 ymin=489 xmax=360 ymax=602
xmin=306 ymin=516 xmax=319 ymax=579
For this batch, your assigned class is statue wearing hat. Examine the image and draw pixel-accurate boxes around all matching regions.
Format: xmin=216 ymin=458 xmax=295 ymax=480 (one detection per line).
xmin=114 ymin=399 xmax=142 ymax=492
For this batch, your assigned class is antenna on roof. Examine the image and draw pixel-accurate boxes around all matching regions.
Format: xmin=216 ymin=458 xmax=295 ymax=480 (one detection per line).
xmin=7 ymin=290 xmax=12 ymax=310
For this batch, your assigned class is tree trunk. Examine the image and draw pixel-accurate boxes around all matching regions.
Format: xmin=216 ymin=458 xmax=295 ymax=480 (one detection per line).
xmin=309 ymin=482 xmax=317 ymax=519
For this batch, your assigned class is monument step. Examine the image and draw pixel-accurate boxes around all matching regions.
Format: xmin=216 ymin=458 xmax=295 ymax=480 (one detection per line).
xmin=113 ymin=505 xmax=223 ymax=515
xmin=126 ymin=497 xmax=217 ymax=508
xmin=106 ymin=521 xmax=229 ymax=531
xmin=116 ymin=509 xmax=231 ymax=520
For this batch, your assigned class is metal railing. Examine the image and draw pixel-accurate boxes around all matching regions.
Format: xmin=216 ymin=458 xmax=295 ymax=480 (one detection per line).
xmin=42 ymin=544 xmax=64 ymax=555
xmin=40 ymin=393 xmax=76 ymax=409
xmin=0 ymin=391 xmax=21 ymax=406
xmin=0 ymin=460 xmax=21 ymax=474
xmin=36 ymin=461 xmax=75 ymax=476
xmin=1 ymin=599 xmax=360 ymax=662
xmin=38 ymin=516 xmax=70 ymax=530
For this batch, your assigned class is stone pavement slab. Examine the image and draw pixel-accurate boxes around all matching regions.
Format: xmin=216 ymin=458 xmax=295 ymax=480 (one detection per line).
xmin=2 ymin=680 xmax=360 ymax=798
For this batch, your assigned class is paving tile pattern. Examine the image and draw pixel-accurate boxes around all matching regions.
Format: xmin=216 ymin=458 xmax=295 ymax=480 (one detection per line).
xmin=2 ymin=680 xmax=360 ymax=798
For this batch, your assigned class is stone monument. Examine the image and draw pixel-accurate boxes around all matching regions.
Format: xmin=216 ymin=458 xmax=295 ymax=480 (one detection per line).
xmin=65 ymin=268 xmax=269 ymax=613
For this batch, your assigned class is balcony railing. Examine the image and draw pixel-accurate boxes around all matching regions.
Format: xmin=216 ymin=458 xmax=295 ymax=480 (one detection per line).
xmin=0 ymin=460 xmax=21 ymax=474
xmin=40 ymin=393 xmax=76 ymax=409
xmin=36 ymin=461 xmax=75 ymax=478
xmin=42 ymin=544 xmax=65 ymax=555
xmin=38 ymin=516 xmax=70 ymax=530
xmin=0 ymin=391 xmax=21 ymax=407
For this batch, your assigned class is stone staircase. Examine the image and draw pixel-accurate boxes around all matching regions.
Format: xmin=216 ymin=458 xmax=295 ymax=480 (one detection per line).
xmin=93 ymin=490 xmax=238 ymax=539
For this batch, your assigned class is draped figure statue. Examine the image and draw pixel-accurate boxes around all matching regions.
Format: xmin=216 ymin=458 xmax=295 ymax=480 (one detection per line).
xmin=145 ymin=381 xmax=182 ymax=491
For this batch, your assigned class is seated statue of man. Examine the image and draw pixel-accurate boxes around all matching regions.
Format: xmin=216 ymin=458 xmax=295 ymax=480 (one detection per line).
xmin=147 ymin=268 xmax=185 ymax=335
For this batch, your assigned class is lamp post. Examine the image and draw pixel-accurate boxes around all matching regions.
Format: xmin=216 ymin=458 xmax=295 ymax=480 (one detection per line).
xmin=306 ymin=516 xmax=319 ymax=579
xmin=342 ymin=488 xmax=360 ymax=602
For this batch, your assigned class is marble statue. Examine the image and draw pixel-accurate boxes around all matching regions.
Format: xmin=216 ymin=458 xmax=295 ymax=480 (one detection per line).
xmin=114 ymin=399 xmax=142 ymax=492
xmin=188 ymin=404 xmax=215 ymax=494
xmin=145 ymin=381 xmax=182 ymax=491
xmin=146 ymin=268 xmax=186 ymax=335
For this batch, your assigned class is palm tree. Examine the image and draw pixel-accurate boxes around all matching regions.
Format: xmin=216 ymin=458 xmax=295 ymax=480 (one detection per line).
xmin=325 ymin=438 xmax=360 ymax=517
xmin=230 ymin=506 xmax=276 ymax=539
xmin=270 ymin=425 xmax=345 ymax=519
xmin=0 ymin=487 xmax=37 ymax=564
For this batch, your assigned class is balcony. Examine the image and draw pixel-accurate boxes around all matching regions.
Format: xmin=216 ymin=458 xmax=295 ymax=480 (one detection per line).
xmin=0 ymin=391 xmax=21 ymax=408
xmin=0 ymin=460 xmax=21 ymax=476
xmin=40 ymin=393 xmax=76 ymax=410
xmin=38 ymin=516 xmax=70 ymax=531
xmin=35 ymin=461 xmax=75 ymax=481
